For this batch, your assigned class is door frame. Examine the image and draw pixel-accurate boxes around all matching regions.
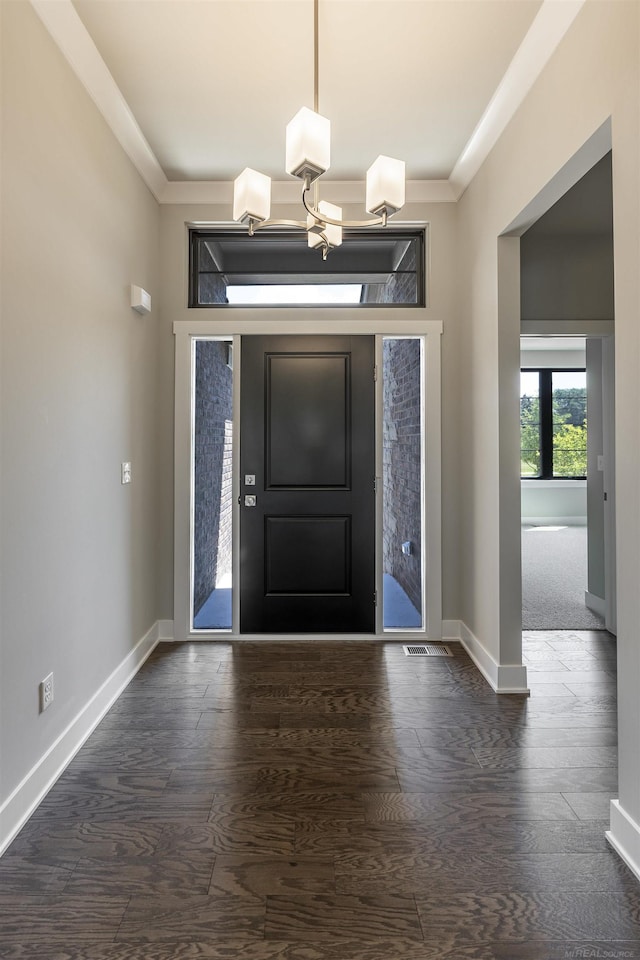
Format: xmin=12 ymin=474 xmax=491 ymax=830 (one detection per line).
xmin=173 ymin=311 xmax=443 ymax=641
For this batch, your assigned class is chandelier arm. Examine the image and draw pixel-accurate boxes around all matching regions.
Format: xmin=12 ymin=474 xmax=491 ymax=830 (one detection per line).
xmin=301 ymin=186 xmax=387 ymax=228
xmin=249 ymin=218 xmax=309 ymax=234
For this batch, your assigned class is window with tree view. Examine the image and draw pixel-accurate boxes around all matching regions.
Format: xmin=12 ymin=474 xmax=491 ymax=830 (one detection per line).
xmin=520 ymin=369 xmax=587 ymax=478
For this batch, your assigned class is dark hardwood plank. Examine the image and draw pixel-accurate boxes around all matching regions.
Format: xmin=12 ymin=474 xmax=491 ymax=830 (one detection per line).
xmin=473 ymin=745 xmax=617 ymax=769
xmin=264 ymin=893 xmax=423 ymax=940
xmin=294 ymin=818 xmax=610 ymax=856
xmin=0 ymin=895 xmax=128 ymax=941
xmin=278 ymin=713 xmax=372 ymax=730
xmin=64 ymin=854 xmax=216 ymax=896
xmin=415 ymin=724 xmax=617 ymax=750
xmin=526 ymin=684 xmax=578 ymax=698
xmin=562 ymin=791 xmax=616 ymax=820
xmin=361 ymin=791 xmax=578 ymax=823
xmin=155 ymin=818 xmax=296 ymax=857
xmin=0 ymin=858 xmax=72 ymax=894
xmin=29 ymin=790 xmax=214 ymax=822
xmin=526 ymin=670 xmax=614 ymax=685
xmin=491 ymin=941 xmax=640 ymax=960
xmin=416 ymin=890 xmax=640 ymax=943
xmin=252 ymin=760 xmax=401 ymax=792
xmin=196 ymin=712 xmax=282 ymax=731
xmin=116 ymin=894 xmax=266 ymax=940
xmin=209 ymin=855 xmax=336 ymax=898
xmin=395 ymin=763 xmax=618 ymax=794
xmin=3 ymin=820 xmax=163 ymax=863
xmin=334 ymin=850 xmax=635 ymax=895
xmin=165 ymin=765 xmax=261 ymax=793
xmin=208 ymin=792 xmax=365 ymax=823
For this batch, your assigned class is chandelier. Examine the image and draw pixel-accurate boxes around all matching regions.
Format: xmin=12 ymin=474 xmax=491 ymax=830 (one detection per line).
xmin=232 ymin=0 xmax=405 ymax=259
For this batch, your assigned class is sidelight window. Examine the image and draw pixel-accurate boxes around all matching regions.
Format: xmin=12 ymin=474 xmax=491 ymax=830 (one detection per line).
xmin=383 ymin=337 xmax=424 ymax=630
xmin=192 ymin=339 xmax=234 ymax=631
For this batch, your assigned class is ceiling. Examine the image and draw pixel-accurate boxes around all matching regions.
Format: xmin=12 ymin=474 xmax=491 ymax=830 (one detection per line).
xmin=72 ymin=0 xmax=542 ymax=183
xmin=32 ymin=1 xmax=586 ymax=202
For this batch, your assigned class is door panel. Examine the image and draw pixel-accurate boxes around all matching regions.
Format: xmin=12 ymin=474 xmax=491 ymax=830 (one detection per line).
xmin=266 ymin=354 xmax=349 ymax=488
xmin=265 ymin=516 xmax=351 ymax=595
xmin=240 ymin=335 xmax=375 ymax=633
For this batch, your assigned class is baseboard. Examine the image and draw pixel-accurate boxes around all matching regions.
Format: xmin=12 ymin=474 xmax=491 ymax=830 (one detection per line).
xmin=607 ymin=800 xmax=640 ymax=883
xmin=458 ymin=619 xmax=529 ymax=694
xmin=585 ymin=590 xmax=606 ymax=617
xmin=0 ymin=622 xmax=161 ymax=856
xmin=522 ymin=516 xmax=587 ymax=526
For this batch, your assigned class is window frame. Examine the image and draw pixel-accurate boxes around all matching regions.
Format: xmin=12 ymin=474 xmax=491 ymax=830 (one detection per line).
xmin=520 ymin=367 xmax=587 ymax=480
xmin=188 ymin=228 xmax=426 ymax=309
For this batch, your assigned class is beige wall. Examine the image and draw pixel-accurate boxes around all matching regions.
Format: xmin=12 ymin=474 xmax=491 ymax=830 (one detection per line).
xmin=0 ymin=3 xmax=161 ymax=808
xmin=456 ymin=0 xmax=639 ymax=829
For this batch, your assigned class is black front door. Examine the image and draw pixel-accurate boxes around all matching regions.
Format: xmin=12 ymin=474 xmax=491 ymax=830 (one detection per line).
xmin=240 ymin=335 xmax=375 ymax=633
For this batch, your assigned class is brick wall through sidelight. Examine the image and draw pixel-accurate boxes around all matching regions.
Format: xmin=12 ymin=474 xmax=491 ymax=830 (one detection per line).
xmin=383 ymin=338 xmax=422 ymax=615
xmin=193 ymin=341 xmax=233 ymax=618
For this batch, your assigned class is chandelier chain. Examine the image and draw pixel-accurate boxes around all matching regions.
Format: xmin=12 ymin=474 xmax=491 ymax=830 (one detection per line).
xmin=314 ymin=0 xmax=319 ymax=114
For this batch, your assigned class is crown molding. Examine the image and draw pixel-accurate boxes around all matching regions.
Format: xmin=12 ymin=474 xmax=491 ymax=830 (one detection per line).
xmin=30 ymin=0 xmax=168 ymax=200
xmin=449 ymin=0 xmax=586 ymax=200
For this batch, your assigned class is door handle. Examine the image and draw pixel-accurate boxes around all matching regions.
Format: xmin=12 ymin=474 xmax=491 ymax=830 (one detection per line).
xmin=244 ymin=495 xmax=257 ymax=507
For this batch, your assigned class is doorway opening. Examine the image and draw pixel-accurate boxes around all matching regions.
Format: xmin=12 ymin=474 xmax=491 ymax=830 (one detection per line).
xmin=518 ymin=151 xmax=615 ymax=635
xmin=520 ymin=338 xmax=603 ymax=630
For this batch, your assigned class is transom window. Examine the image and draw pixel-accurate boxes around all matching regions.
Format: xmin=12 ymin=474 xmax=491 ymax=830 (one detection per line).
xmin=189 ymin=229 xmax=425 ymax=307
xmin=520 ymin=369 xmax=587 ymax=479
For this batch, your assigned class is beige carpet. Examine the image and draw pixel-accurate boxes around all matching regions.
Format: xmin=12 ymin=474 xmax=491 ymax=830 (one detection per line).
xmin=521 ymin=524 xmax=605 ymax=630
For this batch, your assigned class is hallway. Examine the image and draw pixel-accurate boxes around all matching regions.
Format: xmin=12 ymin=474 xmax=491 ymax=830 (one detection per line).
xmin=1 ymin=633 xmax=638 ymax=957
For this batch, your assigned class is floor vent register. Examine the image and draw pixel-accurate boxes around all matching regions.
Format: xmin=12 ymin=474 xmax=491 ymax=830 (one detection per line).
xmin=402 ymin=644 xmax=453 ymax=657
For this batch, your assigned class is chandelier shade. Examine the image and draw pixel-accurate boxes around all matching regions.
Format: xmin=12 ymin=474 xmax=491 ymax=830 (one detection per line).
xmin=366 ymin=155 xmax=406 ymax=218
xmin=232 ymin=167 xmax=271 ymax=224
xmin=286 ymin=107 xmax=331 ymax=183
xmin=308 ymin=200 xmax=342 ymax=250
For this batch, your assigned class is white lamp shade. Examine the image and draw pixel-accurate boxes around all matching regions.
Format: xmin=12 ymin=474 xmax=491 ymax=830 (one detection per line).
xmin=233 ymin=167 xmax=271 ymax=223
xmin=308 ymin=200 xmax=342 ymax=250
xmin=366 ymin=155 xmax=405 ymax=217
xmin=286 ymin=107 xmax=330 ymax=182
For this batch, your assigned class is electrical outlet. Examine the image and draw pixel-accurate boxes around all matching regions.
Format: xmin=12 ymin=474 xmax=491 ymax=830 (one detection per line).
xmin=39 ymin=673 xmax=54 ymax=712
xmin=121 ymin=461 xmax=132 ymax=484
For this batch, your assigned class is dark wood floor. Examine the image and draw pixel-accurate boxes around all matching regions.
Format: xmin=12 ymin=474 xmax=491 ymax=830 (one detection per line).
xmin=1 ymin=630 xmax=639 ymax=959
